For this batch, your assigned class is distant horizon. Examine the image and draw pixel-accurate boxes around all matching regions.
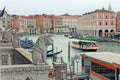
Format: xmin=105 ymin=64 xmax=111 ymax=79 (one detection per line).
xmin=0 ymin=0 xmax=120 ymax=16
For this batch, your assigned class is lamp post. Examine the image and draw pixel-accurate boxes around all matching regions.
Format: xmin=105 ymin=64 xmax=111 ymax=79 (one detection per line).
xmin=74 ymin=54 xmax=80 ymax=78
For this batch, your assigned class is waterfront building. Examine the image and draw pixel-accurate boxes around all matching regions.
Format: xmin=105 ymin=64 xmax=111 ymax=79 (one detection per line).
xmin=27 ymin=16 xmax=36 ymax=34
xmin=81 ymin=52 xmax=120 ymax=80
xmin=54 ymin=16 xmax=69 ymax=34
xmin=116 ymin=12 xmax=120 ymax=32
xmin=77 ymin=8 xmax=116 ymax=38
xmin=43 ymin=15 xmax=52 ymax=33
xmin=11 ymin=16 xmax=27 ymax=33
xmin=43 ymin=15 xmax=56 ymax=33
xmin=61 ymin=14 xmax=79 ymax=33
xmin=11 ymin=15 xmax=18 ymax=30
xmin=54 ymin=14 xmax=79 ymax=34
xmin=0 ymin=11 xmax=11 ymax=33
xmin=30 ymin=15 xmax=44 ymax=33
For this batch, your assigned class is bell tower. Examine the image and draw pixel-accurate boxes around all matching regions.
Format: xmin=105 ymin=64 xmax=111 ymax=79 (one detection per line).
xmin=108 ymin=2 xmax=112 ymax=11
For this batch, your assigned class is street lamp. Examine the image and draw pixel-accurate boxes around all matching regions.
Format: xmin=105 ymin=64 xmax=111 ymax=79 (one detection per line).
xmin=74 ymin=54 xmax=80 ymax=76
xmin=70 ymin=57 xmax=75 ymax=79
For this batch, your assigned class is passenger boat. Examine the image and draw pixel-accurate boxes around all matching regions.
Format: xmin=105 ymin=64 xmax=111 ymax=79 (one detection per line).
xmin=71 ymin=39 xmax=98 ymax=51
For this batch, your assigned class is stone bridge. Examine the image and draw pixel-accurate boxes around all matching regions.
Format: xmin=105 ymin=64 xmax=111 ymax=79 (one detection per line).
xmin=0 ymin=43 xmax=51 ymax=80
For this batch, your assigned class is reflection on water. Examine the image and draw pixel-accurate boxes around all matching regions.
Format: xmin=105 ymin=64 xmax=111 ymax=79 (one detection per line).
xmin=97 ymin=42 xmax=120 ymax=53
xmin=25 ymin=34 xmax=120 ymax=66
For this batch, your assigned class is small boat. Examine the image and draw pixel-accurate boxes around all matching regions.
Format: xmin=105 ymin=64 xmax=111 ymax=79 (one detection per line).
xmin=20 ymin=39 xmax=35 ymax=48
xmin=64 ymin=34 xmax=69 ymax=37
xmin=71 ymin=39 xmax=98 ymax=51
xmin=46 ymin=50 xmax=62 ymax=57
xmin=27 ymin=49 xmax=62 ymax=57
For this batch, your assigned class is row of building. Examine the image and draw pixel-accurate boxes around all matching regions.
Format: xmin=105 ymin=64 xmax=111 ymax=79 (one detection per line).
xmin=0 ymin=4 xmax=120 ymax=37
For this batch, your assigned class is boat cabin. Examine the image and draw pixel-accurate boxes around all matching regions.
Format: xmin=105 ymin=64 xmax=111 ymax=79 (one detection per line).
xmin=71 ymin=39 xmax=98 ymax=51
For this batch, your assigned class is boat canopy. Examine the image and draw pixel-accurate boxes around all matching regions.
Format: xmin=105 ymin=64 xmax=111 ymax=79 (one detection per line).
xmin=72 ymin=39 xmax=96 ymax=43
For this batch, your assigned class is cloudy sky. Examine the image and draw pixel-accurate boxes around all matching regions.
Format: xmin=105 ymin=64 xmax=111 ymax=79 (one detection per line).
xmin=0 ymin=0 xmax=119 ymax=16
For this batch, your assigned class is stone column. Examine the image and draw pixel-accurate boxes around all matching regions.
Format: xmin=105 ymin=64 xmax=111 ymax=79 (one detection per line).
xmin=7 ymin=54 xmax=11 ymax=65
xmin=0 ymin=54 xmax=2 ymax=65
xmin=0 ymin=64 xmax=1 ymax=80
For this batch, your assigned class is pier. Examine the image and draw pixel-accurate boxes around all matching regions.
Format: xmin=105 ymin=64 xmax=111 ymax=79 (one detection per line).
xmin=68 ymin=74 xmax=89 ymax=80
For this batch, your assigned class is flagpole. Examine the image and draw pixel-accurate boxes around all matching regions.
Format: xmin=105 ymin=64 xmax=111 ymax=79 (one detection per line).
xmin=68 ymin=41 xmax=72 ymax=79
xmin=0 ymin=6 xmax=6 ymax=17
xmin=68 ymin=41 xmax=70 ymax=65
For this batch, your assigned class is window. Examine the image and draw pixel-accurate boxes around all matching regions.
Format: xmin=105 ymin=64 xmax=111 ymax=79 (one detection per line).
xmin=106 ymin=16 xmax=108 ymax=19
xmin=111 ymin=22 xmax=114 ymax=25
xmin=1 ymin=54 xmax=8 ymax=65
xmin=106 ymin=22 xmax=108 ymax=26
xmin=25 ymin=77 xmax=33 ymax=80
xmin=100 ymin=22 xmax=102 ymax=26
xmin=111 ymin=16 xmax=113 ymax=19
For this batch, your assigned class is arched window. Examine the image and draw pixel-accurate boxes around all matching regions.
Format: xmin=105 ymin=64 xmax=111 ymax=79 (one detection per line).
xmin=110 ymin=30 xmax=114 ymax=33
xmin=111 ymin=16 xmax=113 ymax=19
xmin=98 ymin=30 xmax=103 ymax=37
xmin=25 ymin=77 xmax=33 ymax=80
xmin=99 ymin=22 xmax=102 ymax=26
xmin=111 ymin=22 xmax=113 ymax=25
xmin=105 ymin=30 xmax=109 ymax=38
xmin=106 ymin=16 xmax=108 ymax=19
xmin=106 ymin=22 xmax=108 ymax=26
xmin=26 ymin=77 xmax=30 ymax=80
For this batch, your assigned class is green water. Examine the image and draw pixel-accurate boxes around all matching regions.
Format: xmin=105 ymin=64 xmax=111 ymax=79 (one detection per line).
xmin=25 ymin=34 xmax=120 ymax=63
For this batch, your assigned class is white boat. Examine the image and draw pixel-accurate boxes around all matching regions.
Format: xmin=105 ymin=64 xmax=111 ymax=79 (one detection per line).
xmin=71 ymin=39 xmax=98 ymax=51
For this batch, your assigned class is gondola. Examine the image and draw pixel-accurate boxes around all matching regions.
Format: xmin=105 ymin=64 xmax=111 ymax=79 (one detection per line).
xmin=46 ymin=50 xmax=62 ymax=57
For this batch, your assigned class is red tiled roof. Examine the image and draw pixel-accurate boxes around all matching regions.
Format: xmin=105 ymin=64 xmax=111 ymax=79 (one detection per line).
xmin=58 ymin=15 xmax=79 ymax=18
xmin=95 ymin=9 xmax=114 ymax=13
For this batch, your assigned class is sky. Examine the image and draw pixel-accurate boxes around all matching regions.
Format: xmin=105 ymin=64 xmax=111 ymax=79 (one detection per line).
xmin=0 ymin=0 xmax=119 ymax=16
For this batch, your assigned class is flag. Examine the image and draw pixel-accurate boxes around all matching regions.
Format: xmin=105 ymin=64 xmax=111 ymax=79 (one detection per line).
xmin=0 ymin=7 xmax=6 ymax=17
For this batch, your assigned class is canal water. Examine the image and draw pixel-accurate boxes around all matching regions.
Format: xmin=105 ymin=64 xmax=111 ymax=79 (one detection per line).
xmin=25 ymin=34 xmax=120 ymax=73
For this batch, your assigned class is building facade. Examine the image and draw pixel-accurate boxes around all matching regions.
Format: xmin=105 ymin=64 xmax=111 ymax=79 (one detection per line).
xmin=43 ymin=17 xmax=51 ymax=33
xmin=0 ymin=12 xmax=11 ymax=34
xmin=61 ymin=15 xmax=79 ymax=33
xmin=116 ymin=12 xmax=120 ymax=32
xmin=54 ymin=16 xmax=69 ymax=34
xmin=54 ymin=15 xmax=79 ymax=34
xmin=11 ymin=16 xmax=27 ymax=33
xmin=77 ymin=9 xmax=116 ymax=38
xmin=27 ymin=16 xmax=36 ymax=34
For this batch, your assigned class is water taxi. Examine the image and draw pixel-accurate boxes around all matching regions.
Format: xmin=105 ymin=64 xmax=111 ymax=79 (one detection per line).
xmin=71 ymin=39 xmax=98 ymax=51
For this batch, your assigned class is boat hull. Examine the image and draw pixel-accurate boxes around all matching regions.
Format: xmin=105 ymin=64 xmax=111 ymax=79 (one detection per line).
xmin=46 ymin=50 xmax=62 ymax=57
xmin=71 ymin=46 xmax=98 ymax=51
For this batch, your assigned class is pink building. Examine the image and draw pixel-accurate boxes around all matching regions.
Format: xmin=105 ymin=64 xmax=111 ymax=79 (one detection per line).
xmin=116 ymin=12 xmax=120 ymax=32
xmin=11 ymin=16 xmax=27 ymax=32
xmin=78 ymin=9 xmax=116 ymax=38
